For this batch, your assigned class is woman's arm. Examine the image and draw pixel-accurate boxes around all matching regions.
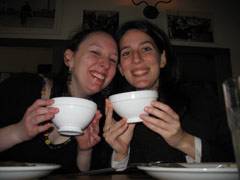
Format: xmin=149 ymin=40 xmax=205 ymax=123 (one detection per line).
xmin=0 ymin=99 xmax=57 ymax=152
xmin=75 ymin=110 xmax=102 ymax=171
xmin=184 ymin=81 xmax=234 ymax=162
xmin=103 ymin=99 xmax=135 ymax=162
xmin=0 ymin=123 xmax=24 ymax=152
xmin=111 ymin=146 xmax=130 ymax=170
xmin=76 ymin=148 xmax=92 ymax=172
xmin=185 ymin=137 xmax=202 ymax=163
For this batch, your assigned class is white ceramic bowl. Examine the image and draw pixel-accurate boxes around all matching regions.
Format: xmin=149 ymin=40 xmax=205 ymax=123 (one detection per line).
xmin=109 ymin=90 xmax=158 ymax=123
xmin=49 ymin=97 xmax=97 ymax=136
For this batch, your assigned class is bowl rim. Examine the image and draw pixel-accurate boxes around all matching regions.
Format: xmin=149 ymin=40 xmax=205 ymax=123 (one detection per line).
xmin=109 ymin=90 xmax=158 ymax=102
xmin=50 ymin=97 xmax=97 ymax=108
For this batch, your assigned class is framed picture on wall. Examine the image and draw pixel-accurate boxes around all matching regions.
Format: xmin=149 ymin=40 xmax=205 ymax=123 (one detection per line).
xmin=82 ymin=10 xmax=119 ymax=34
xmin=167 ymin=10 xmax=214 ymax=43
xmin=0 ymin=0 xmax=63 ymax=35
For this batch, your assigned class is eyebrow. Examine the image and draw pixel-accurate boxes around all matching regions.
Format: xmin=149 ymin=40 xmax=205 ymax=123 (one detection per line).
xmin=88 ymin=43 xmax=102 ymax=48
xmin=120 ymin=40 xmax=155 ymax=52
xmin=89 ymin=43 xmax=118 ymax=57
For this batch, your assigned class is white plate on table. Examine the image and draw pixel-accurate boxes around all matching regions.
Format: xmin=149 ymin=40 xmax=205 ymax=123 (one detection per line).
xmin=0 ymin=163 xmax=61 ymax=180
xmin=137 ymin=163 xmax=238 ymax=180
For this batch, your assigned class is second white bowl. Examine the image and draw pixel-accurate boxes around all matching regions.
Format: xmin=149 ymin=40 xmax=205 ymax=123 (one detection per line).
xmin=109 ymin=90 xmax=158 ymax=123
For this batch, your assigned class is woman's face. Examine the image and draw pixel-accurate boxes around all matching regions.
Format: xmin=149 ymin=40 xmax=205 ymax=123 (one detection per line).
xmin=119 ymin=29 xmax=166 ymax=90
xmin=65 ymin=32 xmax=118 ymax=98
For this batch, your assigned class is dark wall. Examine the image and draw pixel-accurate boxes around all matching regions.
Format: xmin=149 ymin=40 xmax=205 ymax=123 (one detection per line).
xmin=0 ymin=38 xmax=232 ymax=105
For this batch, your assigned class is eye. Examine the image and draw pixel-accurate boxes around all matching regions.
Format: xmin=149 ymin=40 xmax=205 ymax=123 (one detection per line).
xmin=110 ymin=58 xmax=117 ymax=64
xmin=109 ymin=56 xmax=118 ymax=64
xmin=142 ymin=47 xmax=152 ymax=52
xmin=121 ymin=51 xmax=130 ymax=57
xmin=91 ymin=50 xmax=100 ymax=56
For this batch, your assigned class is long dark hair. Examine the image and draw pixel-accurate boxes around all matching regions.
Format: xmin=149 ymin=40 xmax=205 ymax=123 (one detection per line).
xmin=50 ymin=28 xmax=117 ymax=109
xmin=114 ymin=20 xmax=184 ymax=112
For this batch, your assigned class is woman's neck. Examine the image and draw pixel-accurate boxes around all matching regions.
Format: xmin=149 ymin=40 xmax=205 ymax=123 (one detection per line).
xmin=67 ymin=82 xmax=90 ymax=99
xmin=48 ymin=125 xmax=71 ymax=144
xmin=45 ymin=78 xmax=52 ymax=99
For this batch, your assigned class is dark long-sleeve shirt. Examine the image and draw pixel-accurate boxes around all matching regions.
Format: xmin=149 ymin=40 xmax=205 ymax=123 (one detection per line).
xmin=0 ymin=73 xmax=79 ymax=173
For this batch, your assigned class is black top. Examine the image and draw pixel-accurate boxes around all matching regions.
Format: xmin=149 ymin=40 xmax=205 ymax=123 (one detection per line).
xmin=91 ymin=81 xmax=235 ymax=169
xmin=129 ymin=82 xmax=234 ymax=163
xmin=0 ymin=73 xmax=79 ymax=173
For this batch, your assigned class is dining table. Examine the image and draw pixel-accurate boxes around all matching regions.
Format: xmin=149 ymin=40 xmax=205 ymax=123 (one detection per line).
xmin=40 ymin=166 xmax=155 ymax=180
xmin=1 ymin=162 xmax=237 ymax=180
xmin=37 ymin=162 xmax=238 ymax=180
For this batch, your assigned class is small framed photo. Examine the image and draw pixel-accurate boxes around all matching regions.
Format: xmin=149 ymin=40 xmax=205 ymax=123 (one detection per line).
xmin=167 ymin=10 xmax=214 ymax=43
xmin=0 ymin=0 xmax=63 ymax=35
xmin=82 ymin=10 xmax=119 ymax=34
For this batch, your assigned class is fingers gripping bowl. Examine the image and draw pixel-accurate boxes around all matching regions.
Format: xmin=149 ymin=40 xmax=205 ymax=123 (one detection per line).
xmin=109 ymin=90 xmax=158 ymax=123
xmin=49 ymin=97 xmax=97 ymax=136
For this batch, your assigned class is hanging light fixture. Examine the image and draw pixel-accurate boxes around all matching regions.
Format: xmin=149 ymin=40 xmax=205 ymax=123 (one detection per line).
xmin=132 ymin=0 xmax=172 ymax=19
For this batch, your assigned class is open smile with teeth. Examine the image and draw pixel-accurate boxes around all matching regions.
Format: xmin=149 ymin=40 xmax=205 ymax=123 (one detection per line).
xmin=90 ymin=71 xmax=105 ymax=80
xmin=132 ymin=69 xmax=149 ymax=76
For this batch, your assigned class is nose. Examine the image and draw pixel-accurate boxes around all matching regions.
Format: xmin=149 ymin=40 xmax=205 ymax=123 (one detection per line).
xmin=132 ymin=51 xmax=143 ymax=64
xmin=100 ymin=57 xmax=110 ymax=69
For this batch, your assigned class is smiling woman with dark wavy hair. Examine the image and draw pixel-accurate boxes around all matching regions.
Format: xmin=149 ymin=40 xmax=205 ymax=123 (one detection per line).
xmin=101 ymin=19 xmax=234 ymax=170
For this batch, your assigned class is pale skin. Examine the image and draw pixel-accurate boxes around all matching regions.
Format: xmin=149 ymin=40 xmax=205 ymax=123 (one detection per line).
xmin=104 ymin=29 xmax=195 ymax=162
xmin=0 ymin=31 xmax=118 ymax=172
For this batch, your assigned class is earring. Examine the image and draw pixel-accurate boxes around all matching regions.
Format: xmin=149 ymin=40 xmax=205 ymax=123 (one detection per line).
xmin=67 ymin=67 xmax=72 ymax=84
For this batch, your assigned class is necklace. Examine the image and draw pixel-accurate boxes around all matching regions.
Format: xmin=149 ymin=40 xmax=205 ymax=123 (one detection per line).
xmin=40 ymin=74 xmax=47 ymax=99
xmin=39 ymin=74 xmax=72 ymax=150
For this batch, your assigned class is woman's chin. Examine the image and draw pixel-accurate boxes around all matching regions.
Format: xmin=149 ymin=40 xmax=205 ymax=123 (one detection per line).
xmin=133 ymin=83 xmax=151 ymax=90
xmin=88 ymin=85 xmax=103 ymax=95
xmin=133 ymin=80 xmax=158 ymax=90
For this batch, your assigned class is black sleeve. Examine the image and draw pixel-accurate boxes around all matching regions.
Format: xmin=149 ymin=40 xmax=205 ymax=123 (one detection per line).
xmin=0 ymin=73 xmax=42 ymax=127
xmin=182 ymin=81 xmax=235 ymax=162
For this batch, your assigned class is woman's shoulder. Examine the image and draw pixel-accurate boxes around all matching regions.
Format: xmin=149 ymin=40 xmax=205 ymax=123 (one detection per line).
xmin=180 ymin=80 xmax=222 ymax=113
xmin=1 ymin=72 xmax=41 ymax=85
xmin=9 ymin=72 xmax=40 ymax=80
xmin=181 ymin=81 xmax=218 ymax=100
xmin=0 ymin=72 xmax=42 ymax=94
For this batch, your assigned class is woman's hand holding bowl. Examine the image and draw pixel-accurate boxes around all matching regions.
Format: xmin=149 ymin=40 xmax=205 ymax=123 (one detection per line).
xmin=103 ymin=99 xmax=135 ymax=161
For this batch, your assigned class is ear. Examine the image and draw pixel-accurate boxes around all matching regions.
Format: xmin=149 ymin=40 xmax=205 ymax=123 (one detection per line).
xmin=118 ymin=64 xmax=124 ymax=76
xmin=64 ymin=49 xmax=74 ymax=67
xmin=160 ymin=50 xmax=167 ymax=68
